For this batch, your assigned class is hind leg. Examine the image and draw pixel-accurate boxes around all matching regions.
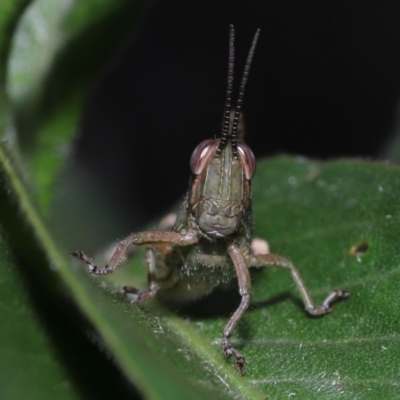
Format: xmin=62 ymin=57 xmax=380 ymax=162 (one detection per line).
xmin=248 ymin=253 xmax=349 ymax=315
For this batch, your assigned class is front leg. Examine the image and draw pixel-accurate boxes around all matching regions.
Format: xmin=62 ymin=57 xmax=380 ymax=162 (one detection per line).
xmin=71 ymin=229 xmax=199 ymax=275
xmin=248 ymin=253 xmax=349 ymax=315
xmin=222 ymin=242 xmax=252 ymax=373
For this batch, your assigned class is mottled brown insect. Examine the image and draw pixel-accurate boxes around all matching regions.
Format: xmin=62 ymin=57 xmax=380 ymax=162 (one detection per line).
xmin=72 ymin=25 xmax=349 ymax=372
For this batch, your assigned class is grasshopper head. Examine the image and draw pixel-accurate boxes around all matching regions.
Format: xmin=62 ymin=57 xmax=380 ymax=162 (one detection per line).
xmin=189 ymin=135 xmax=256 ymax=238
xmin=188 ymin=26 xmax=259 ymax=239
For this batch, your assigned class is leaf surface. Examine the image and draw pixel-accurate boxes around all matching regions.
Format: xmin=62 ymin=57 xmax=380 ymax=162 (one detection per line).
xmin=98 ymin=156 xmax=400 ymax=399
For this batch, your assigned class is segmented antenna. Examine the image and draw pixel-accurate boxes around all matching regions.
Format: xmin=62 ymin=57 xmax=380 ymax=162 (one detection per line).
xmin=231 ymin=28 xmax=260 ymax=157
xmin=216 ymin=25 xmax=235 ymax=156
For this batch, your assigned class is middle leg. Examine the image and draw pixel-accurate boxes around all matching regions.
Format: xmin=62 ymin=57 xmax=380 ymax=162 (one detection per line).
xmin=118 ymin=248 xmax=160 ymax=302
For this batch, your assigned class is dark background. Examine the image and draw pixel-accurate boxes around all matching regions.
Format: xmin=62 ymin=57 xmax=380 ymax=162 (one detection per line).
xmin=71 ymin=0 xmax=400 ymax=233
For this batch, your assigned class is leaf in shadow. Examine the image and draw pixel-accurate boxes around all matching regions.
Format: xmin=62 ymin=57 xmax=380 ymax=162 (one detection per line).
xmin=0 ymin=235 xmax=83 ymax=400
xmin=7 ymin=0 xmax=148 ymax=212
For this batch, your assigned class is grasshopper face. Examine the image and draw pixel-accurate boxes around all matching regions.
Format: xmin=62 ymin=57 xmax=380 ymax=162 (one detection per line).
xmin=189 ymin=135 xmax=256 ymax=239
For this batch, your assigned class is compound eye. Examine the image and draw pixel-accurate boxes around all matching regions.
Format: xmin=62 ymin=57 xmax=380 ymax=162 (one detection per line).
xmin=237 ymin=143 xmax=256 ymax=179
xmin=190 ymin=139 xmax=218 ymax=175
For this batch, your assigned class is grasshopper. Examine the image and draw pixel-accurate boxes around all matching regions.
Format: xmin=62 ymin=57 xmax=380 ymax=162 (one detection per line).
xmin=72 ymin=25 xmax=349 ymax=373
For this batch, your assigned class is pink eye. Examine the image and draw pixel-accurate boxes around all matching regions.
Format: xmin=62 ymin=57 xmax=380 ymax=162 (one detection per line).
xmin=237 ymin=143 xmax=256 ymax=179
xmin=190 ymin=139 xmax=218 ymax=175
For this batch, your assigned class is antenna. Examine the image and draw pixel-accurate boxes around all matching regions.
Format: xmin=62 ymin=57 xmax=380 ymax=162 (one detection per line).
xmin=231 ymin=28 xmax=260 ymax=157
xmin=216 ymin=24 xmax=235 ymax=156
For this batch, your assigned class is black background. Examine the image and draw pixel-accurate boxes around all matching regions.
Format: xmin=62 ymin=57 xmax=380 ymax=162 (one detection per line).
xmin=73 ymin=0 xmax=400 ymax=225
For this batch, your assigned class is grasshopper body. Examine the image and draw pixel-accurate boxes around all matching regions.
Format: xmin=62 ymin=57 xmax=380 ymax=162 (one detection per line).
xmin=72 ymin=25 xmax=349 ymax=372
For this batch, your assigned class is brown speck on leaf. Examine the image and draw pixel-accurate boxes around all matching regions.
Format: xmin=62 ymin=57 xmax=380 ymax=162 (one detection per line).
xmin=350 ymin=241 xmax=369 ymax=257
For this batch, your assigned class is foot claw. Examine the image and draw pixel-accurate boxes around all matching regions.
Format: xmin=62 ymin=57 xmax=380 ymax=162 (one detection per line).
xmin=307 ymin=288 xmax=350 ymax=316
xmin=223 ymin=341 xmax=246 ymax=373
xmin=116 ymin=286 xmax=140 ymax=304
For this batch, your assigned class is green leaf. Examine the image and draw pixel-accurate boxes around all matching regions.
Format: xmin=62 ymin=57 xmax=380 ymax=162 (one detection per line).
xmin=84 ymin=156 xmax=400 ymax=399
xmin=0 ymin=0 xmax=31 ymax=134
xmin=6 ymin=0 xmax=148 ymax=212
xmin=248 ymin=156 xmax=400 ymax=398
